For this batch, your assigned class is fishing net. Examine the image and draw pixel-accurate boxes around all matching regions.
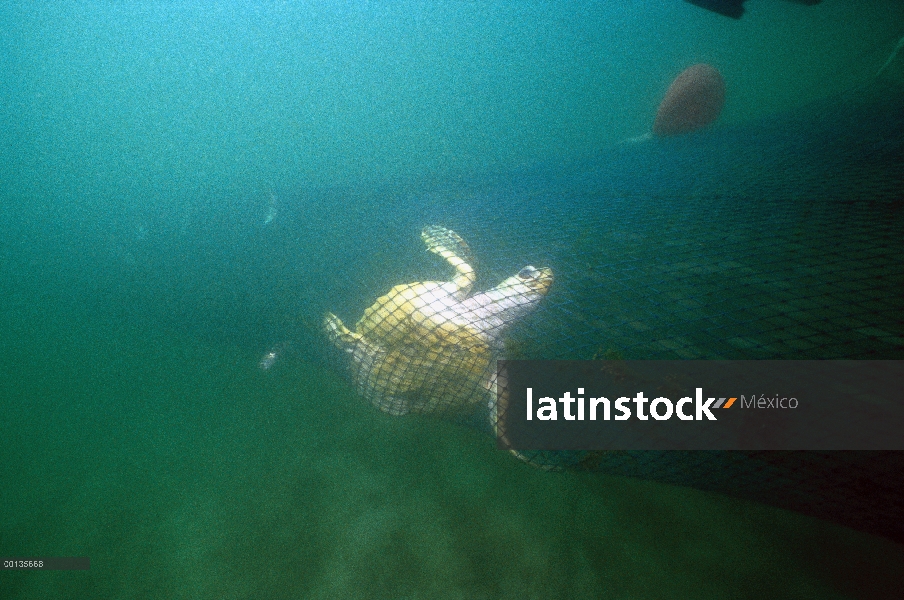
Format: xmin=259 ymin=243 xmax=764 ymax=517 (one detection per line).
xmin=313 ymin=79 xmax=904 ymax=543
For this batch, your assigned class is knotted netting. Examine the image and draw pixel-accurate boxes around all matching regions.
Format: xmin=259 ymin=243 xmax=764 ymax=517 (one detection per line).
xmin=315 ymin=81 xmax=904 ymax=542
xmin=324 ymin=224 xmax=552 ymax=418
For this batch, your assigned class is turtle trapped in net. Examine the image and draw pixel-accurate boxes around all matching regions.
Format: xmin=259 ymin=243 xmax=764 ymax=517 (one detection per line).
xmin=324 ymin=225 xmax=553 ymax=422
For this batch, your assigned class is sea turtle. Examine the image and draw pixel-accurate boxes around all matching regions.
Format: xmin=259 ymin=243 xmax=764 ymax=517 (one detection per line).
xmin=324 ymin=225 xmax=553 ymax=419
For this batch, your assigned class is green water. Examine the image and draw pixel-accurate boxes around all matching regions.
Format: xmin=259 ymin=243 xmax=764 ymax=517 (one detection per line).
xmin=1 ymin=293 xmax=901 ymax=598
xmin=3 ymin=1 xmax=903 ymax=199
xmin=3 ymin=1 xmax=904 ymax=598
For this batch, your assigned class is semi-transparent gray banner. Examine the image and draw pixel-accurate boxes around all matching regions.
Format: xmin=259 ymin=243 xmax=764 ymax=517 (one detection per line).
xmin=496 ymin=361 xmax=904 ymax=450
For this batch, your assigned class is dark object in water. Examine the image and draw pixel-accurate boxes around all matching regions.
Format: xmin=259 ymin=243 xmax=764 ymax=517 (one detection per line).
xmin=653 ymin=63 xmax=725 ymax=136
xmin=684 ymin=0 xmax=820 ymax=19
xmin=686 ymin=0 xmax=746 ymax=19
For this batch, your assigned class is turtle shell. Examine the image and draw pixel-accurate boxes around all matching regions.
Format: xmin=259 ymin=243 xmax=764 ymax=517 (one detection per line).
xmin=354 ymin=225 xmax=479 ymax=350
xmin=350 ymin=224 xmax=493 ymax=413
xmin=355 ymin=282 xmax=484 ymax=348
xmin=353 ymin=280 xmax=493 ymax=413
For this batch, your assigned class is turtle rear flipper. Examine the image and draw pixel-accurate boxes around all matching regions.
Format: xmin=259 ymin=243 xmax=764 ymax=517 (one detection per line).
xmin=421 ymin=225 xmax=475 ymax=300
xmin=324 ymin=312 xmax=367 ymax=352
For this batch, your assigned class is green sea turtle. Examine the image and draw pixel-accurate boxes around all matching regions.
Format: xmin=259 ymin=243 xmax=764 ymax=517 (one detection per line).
xmin=324 ymin=225 xmax=553 ymax=420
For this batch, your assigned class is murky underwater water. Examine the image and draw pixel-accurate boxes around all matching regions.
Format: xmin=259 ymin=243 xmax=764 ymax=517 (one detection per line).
xmin=2 ymin=296 xmax=901 ymax=599
xmin=2 ymin=2 xmax=904 ymax=597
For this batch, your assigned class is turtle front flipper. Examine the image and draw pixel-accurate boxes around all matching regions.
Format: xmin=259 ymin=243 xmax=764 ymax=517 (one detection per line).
xmin=421 ymin=226 xmax=475 ymax=300
xmin=486 ymin=368 xmax=558 ymax=471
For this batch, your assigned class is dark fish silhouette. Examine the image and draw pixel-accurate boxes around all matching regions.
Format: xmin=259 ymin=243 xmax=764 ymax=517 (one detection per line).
xmin=684 ymin=0 xmax=820 ymax=19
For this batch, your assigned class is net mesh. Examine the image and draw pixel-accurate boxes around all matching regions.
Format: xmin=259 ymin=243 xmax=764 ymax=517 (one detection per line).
xmin=319 ymin=81 xmax=904 ymax=542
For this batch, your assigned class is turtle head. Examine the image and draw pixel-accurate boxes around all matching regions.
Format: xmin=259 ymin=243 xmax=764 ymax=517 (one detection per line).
xmin=490 ymin=265 xmax=554 ymax=319
xmin=509 ymin=265 xmax=553 ymax=297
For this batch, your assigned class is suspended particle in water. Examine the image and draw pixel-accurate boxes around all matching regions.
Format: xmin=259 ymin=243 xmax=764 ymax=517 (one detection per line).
xmin=263 ymin=191 xmax=278 ymax=225
xmin=259 ymin=342 xmax=289 ymax=371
